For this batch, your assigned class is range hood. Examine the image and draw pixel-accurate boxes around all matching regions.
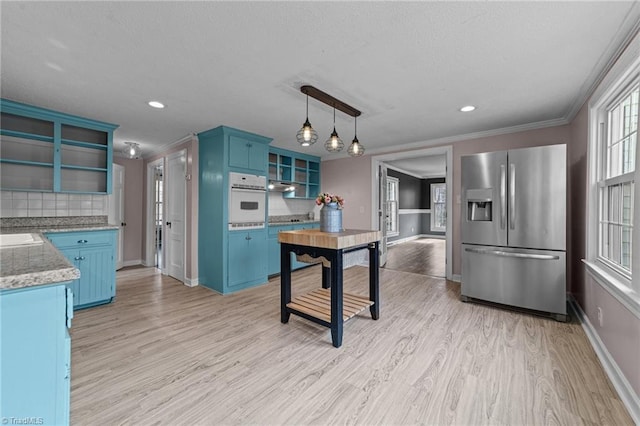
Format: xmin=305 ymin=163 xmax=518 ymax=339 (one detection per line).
xmin=268 ymin=181 xmax=296 ymax=193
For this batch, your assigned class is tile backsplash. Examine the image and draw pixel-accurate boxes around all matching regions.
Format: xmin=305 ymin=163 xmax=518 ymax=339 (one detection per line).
xmin=268 ymin=192 xmax=319 ymax=218
xmin=0 ymin=191 xmax=109 ymax=218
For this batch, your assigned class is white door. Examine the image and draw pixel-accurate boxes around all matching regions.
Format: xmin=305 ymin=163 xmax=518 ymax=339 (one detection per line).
xmin=108 ymin=163 xmax=125 ymax=270
xmin=165 ymin=150 xmax=186 ymax=282
xmin=378 ymin=163 xmax=388 ymax=266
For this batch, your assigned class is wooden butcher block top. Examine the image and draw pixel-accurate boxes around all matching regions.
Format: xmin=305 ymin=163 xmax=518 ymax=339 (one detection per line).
xmin=278 ymin=229 xmax=381 ymax=250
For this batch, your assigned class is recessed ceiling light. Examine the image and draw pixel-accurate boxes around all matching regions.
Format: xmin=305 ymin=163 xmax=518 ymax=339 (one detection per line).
xmin=148 ymin=101 xmax=165 ymax=109
xmin=460 ymin=105 xmax=476 ymax=112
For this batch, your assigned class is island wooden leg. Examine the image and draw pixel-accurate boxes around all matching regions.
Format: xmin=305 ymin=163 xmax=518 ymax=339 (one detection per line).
xmin=330 ymin=249 xmax=343 ymax=348
xmin=369 ymin=241 xmax=380 ymax=320
xmin=322 ymin=265 xmax=331 ymax=289
xmin=280 ymin=244 xmax=291 ymax=324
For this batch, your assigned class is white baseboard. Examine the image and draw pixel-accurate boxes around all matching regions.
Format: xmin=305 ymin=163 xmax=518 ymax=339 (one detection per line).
xmin=140 ymin=259 xmax=153 ymax=267
xmin=451 ymin=274 xmax=461 ymax=283
xmin=183 ymin=277 xmax=199 ymax=287
xmin=123 ymin=259 xmax=143 ymax=267
xmin=569 ymin=296 xmax=640 ymax=424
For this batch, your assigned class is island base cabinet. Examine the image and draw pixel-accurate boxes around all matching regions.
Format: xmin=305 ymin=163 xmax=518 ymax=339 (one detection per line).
xmin=0 ymin=284 xmax=72 ymax=425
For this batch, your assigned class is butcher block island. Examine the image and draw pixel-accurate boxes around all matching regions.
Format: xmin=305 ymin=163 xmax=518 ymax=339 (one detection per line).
xmin=278 ymin=229 xmax=381 ymax=347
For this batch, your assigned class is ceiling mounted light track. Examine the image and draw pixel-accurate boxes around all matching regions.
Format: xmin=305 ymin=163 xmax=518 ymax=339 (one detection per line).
xmin=297 ymin=85 xmax=365 ymax=155
xmin=300 ymin=85 xmax=361 ymax=118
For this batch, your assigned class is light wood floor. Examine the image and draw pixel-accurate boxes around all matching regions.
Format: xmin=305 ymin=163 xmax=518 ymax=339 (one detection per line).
xmin=384 ymin=238 xmax=446 ymax=277
xmin=70 ymin=265 xmax=632 ymax=425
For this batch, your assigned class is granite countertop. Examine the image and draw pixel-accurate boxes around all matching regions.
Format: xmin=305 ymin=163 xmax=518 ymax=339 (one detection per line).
xmin=0 ymin=237 xmax=80 ymax=290
xmin=268 ymin=214 xmax=319 ymax=226
xmin=0 ymin=216 xmax=117 ymax=291
xmin=0 ymin=223 xmax=119 ymax=234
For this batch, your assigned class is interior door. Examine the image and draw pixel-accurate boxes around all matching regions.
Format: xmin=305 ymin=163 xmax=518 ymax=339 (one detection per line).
xmin=165 ymin=150 xmax=186 ymax=283
xmin=107 ymin=163 xmax=124 ymax=270
xmin=378 ymin=163 xmax=388 ymax=266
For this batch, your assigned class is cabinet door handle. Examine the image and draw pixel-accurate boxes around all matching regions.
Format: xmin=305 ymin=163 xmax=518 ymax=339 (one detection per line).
xmin=121 ymin=222 xmax=127 ymax=227
xmin=166 ymin=221 xmax=172 ymax=228
xmin=74 ymin=256 xmax=82 ymax=261
xmin=245 ymin=235 xmax=252 ymax=240
xmin=78 ymin=239 xmax=88 ymax=244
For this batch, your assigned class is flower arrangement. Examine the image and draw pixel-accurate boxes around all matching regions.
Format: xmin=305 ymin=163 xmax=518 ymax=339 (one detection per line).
xmin=316 ymin=192 xmax=344 ymax=209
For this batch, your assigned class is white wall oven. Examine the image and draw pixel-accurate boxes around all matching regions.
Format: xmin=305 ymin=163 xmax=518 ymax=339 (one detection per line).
xmin=228 ymin=172 xmax=266 ymax=230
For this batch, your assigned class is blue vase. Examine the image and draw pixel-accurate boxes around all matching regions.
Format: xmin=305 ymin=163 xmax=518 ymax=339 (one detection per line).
xmin=320 ymin=202 xmax=342 ymax=232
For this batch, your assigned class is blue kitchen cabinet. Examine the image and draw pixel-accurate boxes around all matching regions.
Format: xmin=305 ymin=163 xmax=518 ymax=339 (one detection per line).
xmin=0 ymin=98 xmax=118 ymax=194
xmin=1 ymin=283 xmax=73 ymax=425
xmin=198 ymin=125 xmax=272 ymax=294
xmin=46 ymin=230 xmax=117 ymax=309
xmin=228 ymin=229 xmax=268 ymax=289
xmin=228 ymin=134 xmax=269 ymax=173
xmin=268 ymin=147 xmax=320 ymax=199
xmin=267 ymin=222 xmax=320 ymax=275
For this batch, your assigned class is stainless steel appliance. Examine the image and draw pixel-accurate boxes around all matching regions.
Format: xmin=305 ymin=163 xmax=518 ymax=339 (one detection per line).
xmin=228 ymin=172 xmax=267 ymax=230
xmin=461 ymin=144 xmax=567 ymax=321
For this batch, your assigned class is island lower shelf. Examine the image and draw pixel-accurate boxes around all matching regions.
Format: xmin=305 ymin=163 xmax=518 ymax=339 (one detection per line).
xmin=286 ymin=288 xmax=373 ymax=323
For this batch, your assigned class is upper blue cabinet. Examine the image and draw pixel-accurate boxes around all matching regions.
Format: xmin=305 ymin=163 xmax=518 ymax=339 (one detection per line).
xmin=269 ymin=147 xmax=320 ymax=199
xmin=0 ymin=99 xmax=119 ymax=194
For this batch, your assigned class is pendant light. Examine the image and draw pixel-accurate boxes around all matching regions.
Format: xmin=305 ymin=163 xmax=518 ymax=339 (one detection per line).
xmin=347 ymin=116 xmax=365 ymax=157
xmin=324 ymin=107 xmax=344 ymax=152
xmin=122 ymin=142 xmax=141 ymax=159
xmin=296 ymin=94 xmax=318 ymax=146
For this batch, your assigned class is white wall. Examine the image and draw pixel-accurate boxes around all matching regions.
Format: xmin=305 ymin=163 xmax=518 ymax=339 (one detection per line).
xmin=268 ymin=192 xmax=317 ymax=218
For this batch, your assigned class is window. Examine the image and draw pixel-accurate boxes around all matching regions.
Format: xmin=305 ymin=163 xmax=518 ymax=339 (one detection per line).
xmin=587 ymin=46 xmax=640 ymax=304
xmin=430 ymin=183 xmax=446 ymax=232
xmin=598 ymin=83 xmax=637 ymax=277
xmin=386 ymin=176 xmax=399 ymax=236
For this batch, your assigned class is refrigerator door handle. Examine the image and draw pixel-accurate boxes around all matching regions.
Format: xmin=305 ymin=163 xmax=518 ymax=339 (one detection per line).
xmin=500 ymin=164 xmax=506 ymax=229
xmin=464 ymin=247 xmax=559 ymax=260
xmin=509 ymin=163 xmax=516 ymax=230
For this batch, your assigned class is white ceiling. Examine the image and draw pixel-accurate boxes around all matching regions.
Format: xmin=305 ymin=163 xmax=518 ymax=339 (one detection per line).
xmin=2 ymin=2 xmax=639 ymax=163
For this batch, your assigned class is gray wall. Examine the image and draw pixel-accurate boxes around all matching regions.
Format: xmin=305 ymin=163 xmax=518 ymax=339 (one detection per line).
xmin=387 ymin=169 xmax=445 ymax=242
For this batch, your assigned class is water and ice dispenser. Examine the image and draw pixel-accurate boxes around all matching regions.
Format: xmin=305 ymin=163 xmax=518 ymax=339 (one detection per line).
xmin=466 ymin=188 xmax=493 ymax=221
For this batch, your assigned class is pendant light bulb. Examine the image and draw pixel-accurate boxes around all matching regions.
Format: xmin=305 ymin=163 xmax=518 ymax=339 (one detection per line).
xmin=348 ymin=116 xmax=365 ymax=157
xmin=296 ymin=94 xmax=318 ymax=146
xmin=324 ymin=108 xmax=344 ymax=152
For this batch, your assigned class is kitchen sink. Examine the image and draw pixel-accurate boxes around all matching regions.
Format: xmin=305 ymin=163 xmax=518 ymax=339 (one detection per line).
xmin=0 ymin=233 xmax=44 ymax=248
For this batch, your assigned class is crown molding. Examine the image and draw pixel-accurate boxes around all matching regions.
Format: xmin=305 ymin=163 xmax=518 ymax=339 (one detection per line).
xmin=344 ymin=117 xmax=569 ymax=160
xmin=565 ymin=6 xmax=640 ymax=122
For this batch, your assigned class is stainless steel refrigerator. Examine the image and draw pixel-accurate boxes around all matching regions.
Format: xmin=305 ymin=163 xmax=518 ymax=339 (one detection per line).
xmin=461 ymin=144 xmax=567 ymax=321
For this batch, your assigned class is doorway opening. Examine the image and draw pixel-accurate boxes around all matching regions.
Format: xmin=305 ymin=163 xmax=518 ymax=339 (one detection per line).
xmin=371 ymin=145 xmax=453 ymax=280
